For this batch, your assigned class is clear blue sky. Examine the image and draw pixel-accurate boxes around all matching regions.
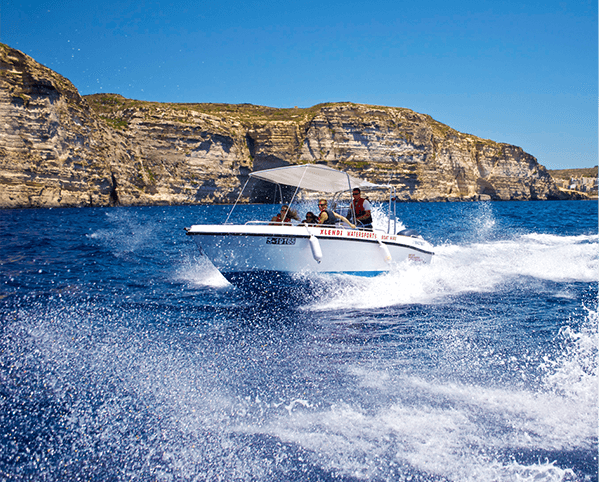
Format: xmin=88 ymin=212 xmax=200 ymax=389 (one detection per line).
xmin=3 ymin=0 xmax=597 ymax=169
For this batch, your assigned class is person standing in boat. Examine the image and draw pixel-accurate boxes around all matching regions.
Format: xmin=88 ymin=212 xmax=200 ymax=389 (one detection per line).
xmin=317 ymin=199 xmax=355 ymax=228
xmin=270 ymin=205 xmax=299 ymax=225
xmin=347 ymin=188 xmax=373 ymax=229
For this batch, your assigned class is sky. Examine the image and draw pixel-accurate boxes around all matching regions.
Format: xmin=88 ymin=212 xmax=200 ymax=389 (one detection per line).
xmin=2 ymin=0 xmax=597 ymax=170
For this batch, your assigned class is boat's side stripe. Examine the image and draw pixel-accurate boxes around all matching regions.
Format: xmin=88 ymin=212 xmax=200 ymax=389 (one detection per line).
xmin=186 ymin=231 xmax=435 ymax=255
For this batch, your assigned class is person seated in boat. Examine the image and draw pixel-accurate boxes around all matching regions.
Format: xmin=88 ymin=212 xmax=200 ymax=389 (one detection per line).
xmin=317 ymin=199 xmax=355 ymax=228
xmin=270 ymin=205 xmax=299 ymax=225
xmin=301 ymin=211 xmax=318 ymax=225
xmin=346 ymin=188 xmax=373 ymax=229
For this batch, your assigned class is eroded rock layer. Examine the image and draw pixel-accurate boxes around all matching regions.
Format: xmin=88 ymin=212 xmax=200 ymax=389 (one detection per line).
xmin=0 ymin=43 xmax=564 ymax=208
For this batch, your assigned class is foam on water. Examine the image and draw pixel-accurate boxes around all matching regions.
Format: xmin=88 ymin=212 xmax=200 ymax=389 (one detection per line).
xmin=306 ymin=232 xmax=598 ymax=311
xmin=237 ymin=308 xmax=597 ymax=481
xmin=542 ymin=307 xmax=598 ymax=403
xmin=2 ymin=202 xmax=596 ymax=481
xmin=4 ymin=293 xmax=594 ymax=481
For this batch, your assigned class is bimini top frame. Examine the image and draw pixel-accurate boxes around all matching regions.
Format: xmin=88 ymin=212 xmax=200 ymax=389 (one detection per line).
xmin=224 ymin=164 xmax=397 ymax=233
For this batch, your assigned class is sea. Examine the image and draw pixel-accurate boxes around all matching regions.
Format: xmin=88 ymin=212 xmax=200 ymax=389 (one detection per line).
xmin=0 ymin=200 xmax=597 ymax=482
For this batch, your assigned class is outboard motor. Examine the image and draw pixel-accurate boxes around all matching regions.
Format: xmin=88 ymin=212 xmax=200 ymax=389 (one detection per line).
xmin=397 ymin=228 xmax=420 ymax=238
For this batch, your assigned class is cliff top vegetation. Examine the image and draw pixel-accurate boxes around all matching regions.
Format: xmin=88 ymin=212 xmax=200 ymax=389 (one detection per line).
xmin=85 ymin=93 xmax=353 ymax=124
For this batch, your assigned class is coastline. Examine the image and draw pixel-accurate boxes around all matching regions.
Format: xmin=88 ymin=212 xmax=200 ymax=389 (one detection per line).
xmin=0 ymin=43 xmax=595 ymax=209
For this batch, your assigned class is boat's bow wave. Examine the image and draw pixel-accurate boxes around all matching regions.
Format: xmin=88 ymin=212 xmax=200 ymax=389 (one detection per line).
xmin=174 ymin=252 xmax=232 ymax=289
xmin=291 ymin=232 xmax=599 ymax=311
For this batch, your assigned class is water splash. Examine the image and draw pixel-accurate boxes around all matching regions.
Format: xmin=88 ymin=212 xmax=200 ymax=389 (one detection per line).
xmin=370 ymin=203 xmax=406 ymax=234
xmin=88 ymin=209 xmax=158 ymax=258
xmin=541 ymin=307 xmax=598 ymax=404
xmin=2 ymin=202 xmax=596 ymax=481
xmin=306 ymin=232 xmax=599 ymax=311
xmin=2 ymin=287 xmax=596 ymax=481
xmin=174 ymin=251 xmax=231 ymax=289
xmin=240 ymin=308 xmax=598 ymax=481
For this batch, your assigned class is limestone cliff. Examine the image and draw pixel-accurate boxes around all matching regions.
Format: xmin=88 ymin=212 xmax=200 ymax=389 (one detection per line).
xmin=0 ymin=43 xmax=565 ymax=209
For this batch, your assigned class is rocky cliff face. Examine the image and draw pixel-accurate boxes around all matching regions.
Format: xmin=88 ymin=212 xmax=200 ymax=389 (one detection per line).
xmin=0 ymin=43 xmax=565 ymax=209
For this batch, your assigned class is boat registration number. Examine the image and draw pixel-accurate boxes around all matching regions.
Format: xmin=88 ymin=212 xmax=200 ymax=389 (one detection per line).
xmin=266 ymin=237 xmax=296 ymax=245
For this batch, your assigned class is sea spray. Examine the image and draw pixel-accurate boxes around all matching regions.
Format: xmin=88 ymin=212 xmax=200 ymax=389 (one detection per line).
xmin=1 ymin=201 xmax=596 ymax=481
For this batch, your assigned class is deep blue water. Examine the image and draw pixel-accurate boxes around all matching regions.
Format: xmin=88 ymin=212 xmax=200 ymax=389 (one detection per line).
xmin=0 ymin=200 xmax=597 ymax=482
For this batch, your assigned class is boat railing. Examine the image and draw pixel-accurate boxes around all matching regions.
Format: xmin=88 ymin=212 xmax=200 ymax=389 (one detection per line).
xmin=243 ymin=220 xmax=320 ymax=227
xmin=244 ymin=220 xmax=272 ymax=225
xmin=241 ymin=220 xmax=385 ymax=233
xmin=243 ymin=220 xmax=338 ymax=227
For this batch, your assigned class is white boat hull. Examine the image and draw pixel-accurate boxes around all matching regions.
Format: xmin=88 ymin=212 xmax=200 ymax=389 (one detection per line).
xmin=186 ymin=224 xmax=434 ymax=275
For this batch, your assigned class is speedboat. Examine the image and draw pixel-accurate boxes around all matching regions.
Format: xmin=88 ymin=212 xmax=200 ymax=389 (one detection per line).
xmin=185 ymin=164 xmax=434 ymax=279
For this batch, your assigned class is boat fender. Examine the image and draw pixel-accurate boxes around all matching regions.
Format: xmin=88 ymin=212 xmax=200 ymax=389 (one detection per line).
xmin=379 ymin=242 xmax=392 ymax=263
xmin=309 ymin=235 xmax=323 ymax=263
